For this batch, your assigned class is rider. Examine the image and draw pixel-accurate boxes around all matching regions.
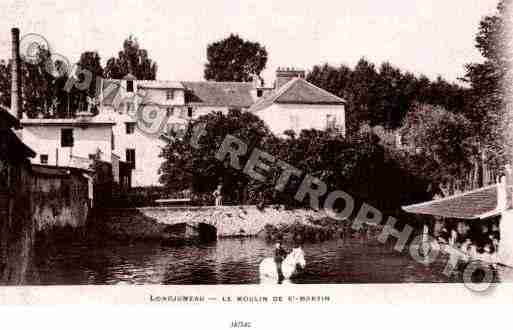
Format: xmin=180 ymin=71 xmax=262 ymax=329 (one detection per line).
xmin=274 ymin=239 xmax=288 ymax=281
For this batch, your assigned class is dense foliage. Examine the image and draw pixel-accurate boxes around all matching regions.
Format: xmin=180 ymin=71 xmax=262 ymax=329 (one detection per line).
xmin=306 ymin=59 xmax=469 ymax=134
xmin=400 ymin=103 xmax=478 ymax=194
xmin=0 ymin=45 xmax=83 ymax=118
xmin=0 ymin=36 xmax=155 ymax=118
xmin=159 ymin=110 xmax=435 ymax=214
xmin=464 ymin=0 xmax=512 ymax=171
xmin=75 ymin=51 xmax=104 ymax=114
xmin=104 ymin=36 xmax=157 ymax=80
xmin=159 ymin=109 xmax=275 ymax=204
xmin=204 ymin=34 xmax=268 ymax=82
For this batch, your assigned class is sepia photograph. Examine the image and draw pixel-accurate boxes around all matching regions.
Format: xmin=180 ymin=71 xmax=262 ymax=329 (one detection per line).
xmin=0 ymin=0 xmax=512 ymax=307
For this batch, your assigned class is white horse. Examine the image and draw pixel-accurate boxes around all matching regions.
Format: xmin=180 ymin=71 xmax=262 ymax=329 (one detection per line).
xmin=259 ymin=247 xmax=306 ymax=282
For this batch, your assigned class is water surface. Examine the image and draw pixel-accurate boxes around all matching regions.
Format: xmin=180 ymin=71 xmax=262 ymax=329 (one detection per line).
xmin=28 ymin=235 xmax=509 ymax=285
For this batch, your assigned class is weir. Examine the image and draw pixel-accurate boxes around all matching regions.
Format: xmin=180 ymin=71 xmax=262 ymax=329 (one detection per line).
xmin=93 ymin=205 xmax=334 ymax=241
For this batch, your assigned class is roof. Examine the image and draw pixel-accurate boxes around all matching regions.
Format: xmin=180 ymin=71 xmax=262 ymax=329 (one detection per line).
xmin=31 ymin=164 xmax=93 ymax=177
xmin=21 ymin=117 xmax=115 ymax=127
xmin=0 ymin=128 xmax=36 ymax=160
xmin=0 ymin=106 xmax=20 ymax=129
xmin=100 ymin=79 xmax=185 ymax=106
xmin=182 ymin=81 xmax=255 ymax=108
xmin=249 ymin=78 xmax=346 ymax=112
xmin=137 ymin=80 xmax=184 ymax=89
xmin=402 ymin=184 xmax=499 ymax=220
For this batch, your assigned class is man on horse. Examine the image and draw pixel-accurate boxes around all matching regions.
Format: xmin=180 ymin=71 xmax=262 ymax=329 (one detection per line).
xmin=274 ymin=239 xmax=288 ymax=281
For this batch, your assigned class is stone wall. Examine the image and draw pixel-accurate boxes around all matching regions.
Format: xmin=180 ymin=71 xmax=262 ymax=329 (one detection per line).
xmin=1 ymin=164 xmax=93 ymax=285
xmin=0 ymin=163 xmax=35 ymax=285
xmin=31 ymin=170 xmax=90 ymax=232
xmin=96 ymin=206 xmax=332 ymax=239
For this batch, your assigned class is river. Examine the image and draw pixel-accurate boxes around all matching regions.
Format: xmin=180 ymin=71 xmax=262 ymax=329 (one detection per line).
xmin=26 ymin=234 xmax=513 ymax=285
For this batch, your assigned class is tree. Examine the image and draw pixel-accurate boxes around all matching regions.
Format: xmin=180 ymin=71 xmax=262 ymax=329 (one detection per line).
xmin=104 ymin=36 xmax=157 ymax=80
xmin=306 ymin=63 xmax=352 ymax=97
xmin=464 ymin=0 xmax=512 ymax=171
xmin=159 ymin=109 xmax=274 ymax=204
xmin=307 ymin=57 xmax=470 ymax=136
xmin=0 ymin=60 xmax=11 ymax=107
xmin=350 ymin=58 xmax=380 ymax=127
xmin=306 ymin=63 xmax=357 ymax=135
xmin=0 ymin=43 xmax=78 ymax=118
xmin=400 ymin=103 xmax=477 ymax=194
xmin=204 ymin=34 xmax=268 ymax=82
xmin=75 ymin=51 xmax=104 ymax=114
xmin=375 ymin=62 xmax=403 ymax=128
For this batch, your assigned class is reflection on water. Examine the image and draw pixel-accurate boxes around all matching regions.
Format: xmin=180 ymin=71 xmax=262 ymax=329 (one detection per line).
xmin=27 ymin=236 xmax=509 ymax=285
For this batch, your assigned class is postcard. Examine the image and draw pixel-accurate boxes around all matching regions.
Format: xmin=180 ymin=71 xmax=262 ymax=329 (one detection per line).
xmin=1 ymin=0 xmax=512 ymax=315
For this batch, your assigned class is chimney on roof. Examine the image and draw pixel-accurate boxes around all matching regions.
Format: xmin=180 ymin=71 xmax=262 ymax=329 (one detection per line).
xmin=10 ymin=28 xmax=22 ymax=120
xmin=275 ymin=67 xmax=305 ymax=89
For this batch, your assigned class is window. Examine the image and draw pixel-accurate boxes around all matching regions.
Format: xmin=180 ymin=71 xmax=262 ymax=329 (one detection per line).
xmin=257 ymin=89 xmax=263 ymax=97
xmin=126 ymin=149 xmax=136 ymax=169
xmin=40 ymin=154 xmax=48 ymax=164
xmin=326 ymin=114 xmax=337 ymax=131
xmin=289 ymin=114 xmax=300 ymax=131
xmin=61 ymin=128 xmax=74 ymax=147
xmin=126 ymin=80 xmax=134 ymax=92
xmin=166 ymin=90 xmax=174 ymax=100
xmin=167 ymin=107 xmax=174 ymax=117
xmin=126 ymin=102 xmax=134 ymax=115
xmin=126 ymin=122 xmax=136 ymax=134
xmin=187 ymin=107 xmax=193 ymax=118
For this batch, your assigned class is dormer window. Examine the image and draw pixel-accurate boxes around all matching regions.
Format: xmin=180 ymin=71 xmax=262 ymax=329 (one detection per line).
xmin=166 ymin=90 xmax=174 ymax=100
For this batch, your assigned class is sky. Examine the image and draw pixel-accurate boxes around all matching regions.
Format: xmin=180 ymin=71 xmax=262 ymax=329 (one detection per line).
xmin=0 ymin=0 xmax=501 ymax=85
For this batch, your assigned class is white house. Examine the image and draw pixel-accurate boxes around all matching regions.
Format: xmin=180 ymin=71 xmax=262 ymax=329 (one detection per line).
xmin=95 ymin=68 xmax=346 ymax=187
xmin=20 ymin=112 xmax=116 ymax=167
xmin=97 ymin=77 xmax=260 ymax=187
xmin=249 ymin=69 xmax=346 ymax=137
xmin=97 ymin=76 xmax=190 ymax=187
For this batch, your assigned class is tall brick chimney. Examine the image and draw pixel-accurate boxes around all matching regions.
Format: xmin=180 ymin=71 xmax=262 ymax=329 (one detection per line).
xmin=10 ymin=27 xmax=21 ymax=119
xmin=275 ymin=67 xmax=305 ymax=89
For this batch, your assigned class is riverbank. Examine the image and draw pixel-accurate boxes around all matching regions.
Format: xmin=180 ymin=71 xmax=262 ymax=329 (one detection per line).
xmin=90 ymin=205 xmax=350 ymax=243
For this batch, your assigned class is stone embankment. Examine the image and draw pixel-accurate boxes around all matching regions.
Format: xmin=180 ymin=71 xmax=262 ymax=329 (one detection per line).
xmin=92 ymin=205 xmax=349 ymax=242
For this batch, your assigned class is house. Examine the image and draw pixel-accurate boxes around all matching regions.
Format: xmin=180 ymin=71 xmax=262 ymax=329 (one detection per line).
xmin=95 ymin=68 xmax=347 ymax=187
xmin=97 ymin=77 xmax=189 ymax=187
xmin=20 ymin=111 xmax=116 ymax=167
xmin=402 ymin=171 xmax=513 ymax=268
xmin=19 ymin=110 xmax=133 ymax=199
xmin=97 ymin=77 xmax=259 ymax=187
xmin=249 ymin=68 xmax=346 ymax=136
